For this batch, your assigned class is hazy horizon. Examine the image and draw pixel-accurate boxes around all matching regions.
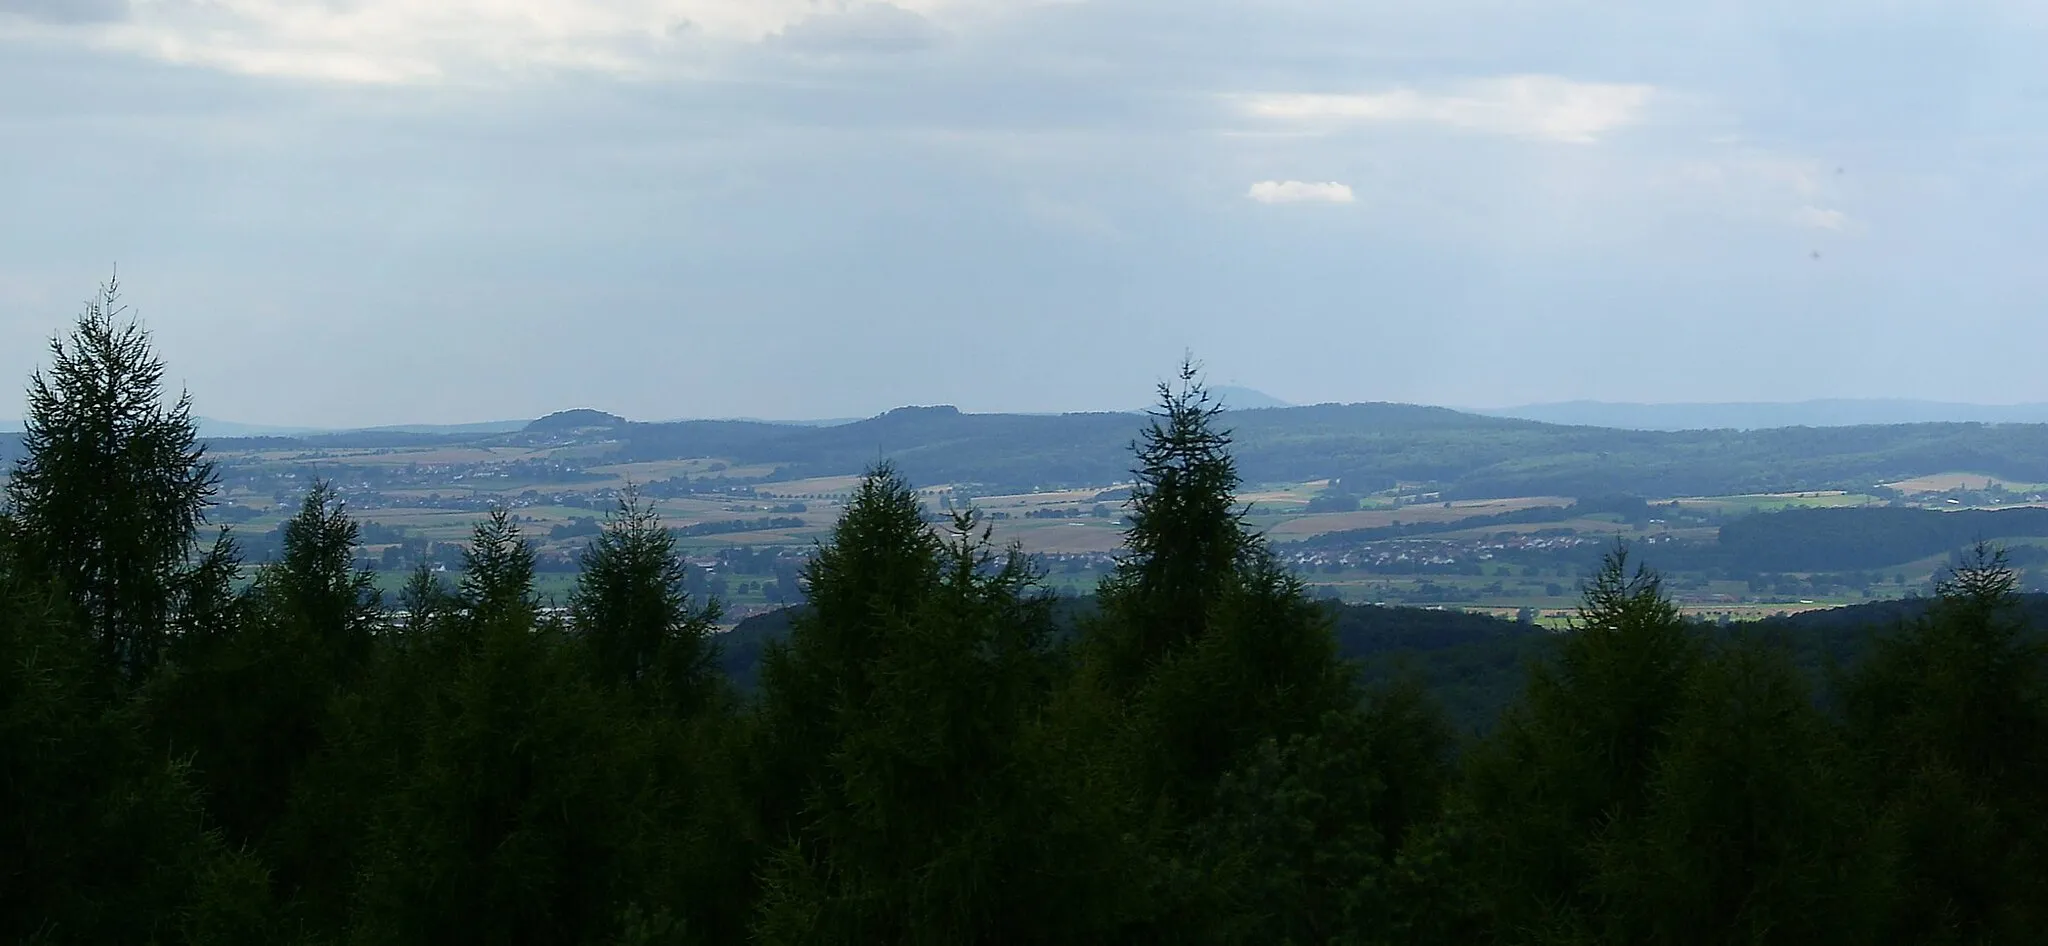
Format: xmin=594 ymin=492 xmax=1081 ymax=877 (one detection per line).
xmin=23 ymin=392 xmax=2048 ymax=439
xmin=6 ymin=1 xmax=2045 ymax=427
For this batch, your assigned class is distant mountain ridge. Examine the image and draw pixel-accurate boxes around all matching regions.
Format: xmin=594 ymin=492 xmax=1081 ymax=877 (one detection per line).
xmin=1480 ymin=399 xmax=2048 ymax=430
xmin=53 ymin=395 xmax=2048 ymax=441
xmin=190 ymin=399 xmax=2048 ymax=502
xmin=526 ymin=409 xmax=626 ymax=432
xmin=1126 ymin=385 xmax=1290 ymax=413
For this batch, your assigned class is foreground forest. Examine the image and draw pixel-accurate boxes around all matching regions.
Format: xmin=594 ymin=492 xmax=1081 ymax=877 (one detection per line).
xmin=7 ymin=283 xmax=2048 ymax=944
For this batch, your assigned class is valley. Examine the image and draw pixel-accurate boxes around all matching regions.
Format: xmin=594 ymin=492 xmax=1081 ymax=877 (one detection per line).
xmin=185 ymin=406 xmax=2048 ymax=623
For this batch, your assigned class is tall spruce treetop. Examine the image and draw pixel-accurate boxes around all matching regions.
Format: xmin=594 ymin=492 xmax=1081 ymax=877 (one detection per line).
xmin=1465 ymin=544 xmax=1701 ymax=934
xmin=571 ymin=489 xmax=719 ymax=703
xmin=251 ymin=481 xmax=381 ymax=670
xmin=5 ymin=274 xmax=217 ymax=683
xmin=1529 ymin=544 xmax=1696 ymax=822
xmin=461 ymin=507 xmax=538 ymax=629
xmin=1095 ymin=357 xmax=1250 ymax=691
xmin=783 ymin=462 xmax=943 ymax=701
xmin=1843 ymin=544 xmax=2048 ymax=941
xmin=755 ymin=463 xmax=943 ymax=845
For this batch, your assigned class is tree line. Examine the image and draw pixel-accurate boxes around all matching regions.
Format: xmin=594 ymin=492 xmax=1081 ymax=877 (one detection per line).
xmin=6 ymin=281 xmax=2048 ymax=944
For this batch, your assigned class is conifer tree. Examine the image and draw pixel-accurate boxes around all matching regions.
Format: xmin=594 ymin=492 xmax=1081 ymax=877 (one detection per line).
xmin=6 ymin=273 xmax=220 ymax=684
xmin=754 ymin=496 xmax=1094 ymax=943
xmin=150 ymin=482 xmax=381 ymax=848
xmin=1842 ymin=544 xmax=2048 ymax=942
xmin=1076 ymin=361 xmax=1358 ymax=809
xmin=1047 ymin=359 xmax=1386 ymax=941
xmin=349 ymin=506 xmax=646 ymax=946
xmin=1465 ymin=544 xmax=1701 ymax=937
xmin=571 ymin=489 xmax=719 ymax=706
xmin=255 ymin=481 xmax=381 ymax=671
xmin=1128 ymin=551 xmax=1356 ymax=814
xmin=400 ymin=560 xmax=448 ymax=639
xmin=453 ymin=507 xmax=538 ymax=657
xmin=1090 ymin=357 xmax=1249 ymax=694
xmin=1596 ymin=632 xmax=1885 ymax=946
xmin=0 ymin=529 xmax=276 ymax=944
xmin=755 ymin=463 xmax=944 ymax=842
xmin=1188 ymin=677 xmax=1458 ymax=945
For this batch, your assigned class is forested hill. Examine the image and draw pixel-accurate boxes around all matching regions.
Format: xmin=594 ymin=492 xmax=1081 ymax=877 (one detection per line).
xmin=1485 ymin=399 xmax=2048 ymax=430
xmin=202 ymin=402 xmax=2048 ymax=499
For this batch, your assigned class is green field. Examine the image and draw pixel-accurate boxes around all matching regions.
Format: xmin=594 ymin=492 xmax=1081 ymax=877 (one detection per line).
xmin=203 ymin=437 xmax=2048 ymax=623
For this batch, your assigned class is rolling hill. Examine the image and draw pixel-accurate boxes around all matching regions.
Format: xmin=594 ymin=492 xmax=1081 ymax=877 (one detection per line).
xmin=191 ymin=401 xmax=2048 ymax=500
xmin=1482 ymin=399 xmax=2048 ymax=430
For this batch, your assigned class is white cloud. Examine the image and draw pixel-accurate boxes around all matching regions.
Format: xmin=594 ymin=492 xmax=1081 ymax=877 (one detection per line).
xmin=1247 ymin=180 xmax=1355 ymax=204
xmin=771 ymin=3 xmax=943 ymax=56
xmin=1236 ymin=75 xmax=1654 ymax=144
xmin=1793 ymin=205 xmax=1849 ymax=230
xmin=34 ymin=0 xmax=1001 ymax=84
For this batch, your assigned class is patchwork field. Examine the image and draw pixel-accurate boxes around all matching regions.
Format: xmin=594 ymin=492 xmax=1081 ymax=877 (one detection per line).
xmin=1256 ymin=496 xmax=1576 ymax=539
xmin=1884 ymin=472 xmax=2048 ymax=494
xmin=200 ymin=429 xmax=2048 ymax=623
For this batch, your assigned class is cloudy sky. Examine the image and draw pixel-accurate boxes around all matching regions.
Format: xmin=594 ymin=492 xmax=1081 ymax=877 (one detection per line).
xmin=2 ymin=0 xmax=2044 ymax=427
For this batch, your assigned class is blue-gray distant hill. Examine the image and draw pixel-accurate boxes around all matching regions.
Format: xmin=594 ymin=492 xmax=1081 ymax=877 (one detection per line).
xmin=1126 ymin=385 xmax=1290 ymax=413
xmin=198 ymin=401 xmax=2048 ymax=501
xmin=1481 ymin=399 xmax=2048 ymax=430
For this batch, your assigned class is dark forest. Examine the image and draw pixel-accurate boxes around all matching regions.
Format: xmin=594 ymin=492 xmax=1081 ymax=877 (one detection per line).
xmin=6 ymin=282 xmax=2047 ymax=945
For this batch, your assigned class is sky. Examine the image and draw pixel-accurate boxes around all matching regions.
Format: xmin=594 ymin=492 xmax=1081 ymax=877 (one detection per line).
xmin=3 ymin=0 xmax=2046 ymax=427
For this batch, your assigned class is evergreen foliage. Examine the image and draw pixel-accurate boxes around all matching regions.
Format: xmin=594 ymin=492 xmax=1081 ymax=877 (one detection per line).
xmin=5 ymin=274 xmax=219 ymax=685
xmin=572 ymin=489 xmax=720 ymax=707
xmin=1090 ymin=357 xmax=1251 ymax=696
xmin=1842 ymin=544 xmax=2048 ymax=942
xmin=7 ymin=294 xmax=2048 ymax=944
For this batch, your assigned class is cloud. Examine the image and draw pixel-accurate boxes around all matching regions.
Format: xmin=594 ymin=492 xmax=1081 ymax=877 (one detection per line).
xmin=43 ymin=0 xmax=994 ymax=83
xmin=1236 ymin=75 xmax=1654 ymax=144
xmin=1247 ymin=180 xmax=1355 ymax=204
xmin=771 ymin=3 xmax=942 ymax=56
xmin=0 ymin=0 xmax=126 ymax=25
xmin=1793 ymin=205 xmax=1849 ymax=230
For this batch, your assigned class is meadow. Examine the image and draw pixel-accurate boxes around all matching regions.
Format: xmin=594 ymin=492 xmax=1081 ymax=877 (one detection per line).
xmin=205 ymin=425 xmax=2048 ymax=621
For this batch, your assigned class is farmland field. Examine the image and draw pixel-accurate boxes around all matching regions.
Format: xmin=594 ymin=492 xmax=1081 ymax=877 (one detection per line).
xmin=197 ymin=424 xmax=2048 ymax=625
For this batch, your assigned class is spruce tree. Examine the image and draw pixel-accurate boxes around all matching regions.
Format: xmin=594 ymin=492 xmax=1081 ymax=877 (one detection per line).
xmin=1595 ymin=632 xmax=1885 ymax=946
xmin=349 ymin=506 xmax=645 ymax=946
xmin=754 ymin=494 xmax=1092 ymax=944
xmin=1078 ymin=361 xmax=1358 ymax=806
xmin=456 ymin=507 xmax=538 ymax=651
xmin=1050 ymin=359 xmax=1383 ymax=940
xmin=255 ymin=481 xmax=381 ymax=672
xmin=0 ymin=529 xmax=276 ymax=944
xmin=150 ymin=482 xmax=381 ymax=848
xmin=755 ymin=463 xmax=943 ymax=844
xmin=1090 ymin=357 xmax=1249 ymax=695
xmin=1842 ymin=544 xmax=2048 ymax=942
xmin=570 ymin=490 xmax=719 ymax=706
xmin=400 ymin=560 xmax=448 ymax=638
xmin=6 ymin=273 xmax=219 ymax=685
xmin=1465 ymin=544 xmax=1701 ymax=938
xmin=1189 ymin=677 xmax=1458 ymax=945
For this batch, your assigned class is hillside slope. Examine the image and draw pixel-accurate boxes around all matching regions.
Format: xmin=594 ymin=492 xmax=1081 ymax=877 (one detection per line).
xmin=199 ymin=402 xmax=2048 ymax=500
